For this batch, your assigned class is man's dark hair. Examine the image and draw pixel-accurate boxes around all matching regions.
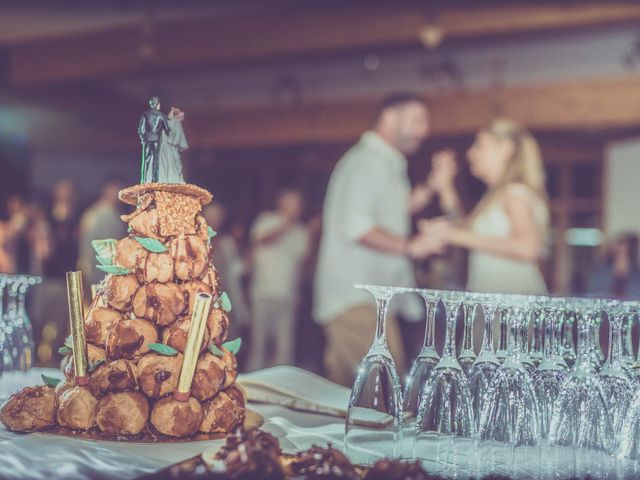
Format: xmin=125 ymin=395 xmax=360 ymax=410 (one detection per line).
xmin=375 ymin=92 xmax=427 ymax=121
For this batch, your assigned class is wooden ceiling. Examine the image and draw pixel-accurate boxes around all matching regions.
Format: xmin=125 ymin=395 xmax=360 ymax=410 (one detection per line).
xmin=2 ymin=1 xmax=640 ymax=151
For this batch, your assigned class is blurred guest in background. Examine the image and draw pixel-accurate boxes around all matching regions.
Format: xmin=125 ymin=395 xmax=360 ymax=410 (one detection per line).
xmin=424 ymin=118 xmax=549 ymax=297
xmin=26 ymin=202 xmax=51 ymax=275
xmin=203 ymin=203 xmax=251 ymax=339
xmin=248 ymin=189 xmax=309 ymax=370
xmin=314 ymin=93 xmax=444 ymax=386
xmin=4 ymin=195 xmax=31 ymax=273
xmin=33 ymin=181 xmax=79 ymax=366
xmin=78 ymin=177 xmax=126 ymax=289
xmin=43 ymin=180 xmax=79 ymax=280
xmin=0 ymin=221 xmax=13 ymax=273
xmin=588 ymin=232 xmax=640 ymax=300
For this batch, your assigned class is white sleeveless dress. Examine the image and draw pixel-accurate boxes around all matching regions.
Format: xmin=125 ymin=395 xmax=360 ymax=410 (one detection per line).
xmin=466 ymin=185 xmax=549 ymax=295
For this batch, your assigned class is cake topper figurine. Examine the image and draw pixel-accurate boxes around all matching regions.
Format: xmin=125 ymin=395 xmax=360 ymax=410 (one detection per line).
xmin=138 ymin=96 xmax=188 ymax=184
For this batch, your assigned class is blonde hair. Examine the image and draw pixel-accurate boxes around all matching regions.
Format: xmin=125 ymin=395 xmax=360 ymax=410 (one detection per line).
xmin=472 ymin=118 xmax=548 ymax=216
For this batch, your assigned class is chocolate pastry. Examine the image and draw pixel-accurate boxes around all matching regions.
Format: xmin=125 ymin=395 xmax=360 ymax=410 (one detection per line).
xmin=182 ymin=280 xmax=214 ymax=315
xmin=170 ymin=234 xmax=208 ymax=281
xmin=150 ymin=396 xmax=203 ymax=437
xmin=114 ymin=236 xmax=146 ymax=271
xmin=128 ymin=208 xmax=164 ymax=241
xmin=191 ymin=353 xmax=226 ymax=402
xmin=56 ymin=386 xmax=98 ymax=431
xmin=207 ymin=308 xmax=229 ymax=345
xmin=137 ymin=352 xmax=183 ymax=399
xmin=364 ymin=459 xmax=430 ymax=480
xmin=195 ymin=214 xmax=209 ymax=244
xmin=55 ymin=380 xmax=75 ymax=401
xmin=214 ymin=429 xmax=284 ymax=480
xmin=224 ymin=385 xmax=247 ymax=426
xmin=199 ymin=391 xmax=239 ymax=434
xmin=220 ymin=348 xmax=238 ymax=389
xmin=106 ymin=318 xmax=158 ymax=360
xmin=85 ymin=307 xmax=122 ymax=346
xmin=88 ymin=359 xmax=138 ymax=396
xmin=0 ymin=385 xmax=57 ymax=432
xmin=162 ymin=315 xmax=210 ymax=354
xmin=62 ymin=344 xmax=107 ymax=380
xmin=135 ymin=251 xmax=175 ymax=284
xmin=132 ymin=282 xmax=186 ymax=326
xmin=95 ymin=391 xmax=149 ymax=436
xmin=201 ymin=266 xmax=219 ymax=291
xmin=287 ymin=445 xmax=359 ymax=480
xmin=105 ymin=274 xmax=140 ymax=312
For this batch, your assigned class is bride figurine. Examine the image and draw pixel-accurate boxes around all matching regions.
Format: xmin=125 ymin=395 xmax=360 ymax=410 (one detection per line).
xmin=158 ymin=106 xmax=188 ymax=184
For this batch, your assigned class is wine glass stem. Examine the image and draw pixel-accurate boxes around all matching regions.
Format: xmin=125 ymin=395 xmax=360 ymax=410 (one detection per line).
xmin=576 ymin=313 xmax=591 ymax=365
xmin=462 ymin=304 xmax=474 ymax=352
xmin=481 ymin=305 xmax=495 ymax=353
xmin=543 ymin=312 xmax=554 ymax=358
xmin=423 ymin=300 xmax=436 ymax=349
xmin=443 ymin=305 xmax=457 ymax=358
xmin=372 ymin=297 xmax=390 ymax=353
xmin=609 ymin=314 xmax=624 ymax=366
xmin=498 ymin=307 xmax=509 ymax=352
xmin=622 ymin=314 xmax=635 ymax=360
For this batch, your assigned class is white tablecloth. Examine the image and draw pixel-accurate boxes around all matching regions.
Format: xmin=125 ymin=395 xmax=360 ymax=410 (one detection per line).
xmin=0 ymin=368 xmax=350 ymax=480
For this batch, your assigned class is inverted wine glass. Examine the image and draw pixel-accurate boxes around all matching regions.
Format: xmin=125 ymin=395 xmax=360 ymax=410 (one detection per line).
xmin=458 ymin=299 xmax=477 ymax=376
xmin=532 ymin=298 xmax=567 ymax=441
xmin=599 ymin=301 xmax=634 ymax=448
xmin=467 ymin=293 xmax=500 ymax=431
xmin=403 ymin=289 xmax=440 ymax=428
xmin=414 ymin=289 xmax=474 ymax=478
xmin=345 ymin=285 xmax=404 ymax=465
xmin=549 ymin=298 xmax=614 ymax=479
xmin=478 ymin=296 xmax=541 ymax=479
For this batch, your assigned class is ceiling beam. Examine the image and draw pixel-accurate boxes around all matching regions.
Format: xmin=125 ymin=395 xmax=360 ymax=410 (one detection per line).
xmin=187 ymin=76 xmax=640 ymax=147
xmin=7 ymin=3 xmax=640 ymax=87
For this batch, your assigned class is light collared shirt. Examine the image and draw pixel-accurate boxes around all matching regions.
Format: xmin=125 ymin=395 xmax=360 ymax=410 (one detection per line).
xmin=250 ymin=211 xmax=308 ymax=302
xmin=313 ymin=131 xmax=423 ymax=325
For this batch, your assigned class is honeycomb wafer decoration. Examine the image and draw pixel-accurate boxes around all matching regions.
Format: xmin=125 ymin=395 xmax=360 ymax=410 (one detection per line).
xmin=155 ymin=190 xmax=201 ymax=236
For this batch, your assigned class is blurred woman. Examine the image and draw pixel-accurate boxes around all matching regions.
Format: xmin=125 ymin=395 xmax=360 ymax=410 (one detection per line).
xmin=424 ymin=118 xmax=549 ymax=295
xmin=588 ymin=232 xmax=640 ymax=300
xmin=0 ymin=222 xmax=14 ymax=273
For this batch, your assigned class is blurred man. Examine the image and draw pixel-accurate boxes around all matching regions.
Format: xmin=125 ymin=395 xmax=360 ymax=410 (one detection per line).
xmin=203 ymin=203 xmax=251 ymax=339
xmin=44 ymin=180 xmax=79 ymax=280
xmin=314 ymin=93 xmax=443 ymax=386
xmin=78 ymin=177 xmax=126 ymax=288
xmin=248 ymin=189 xmax=309 ymax=370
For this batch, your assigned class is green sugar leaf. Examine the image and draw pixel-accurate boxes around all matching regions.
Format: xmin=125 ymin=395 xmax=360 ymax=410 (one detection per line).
xmin=58 ymin=335 xmax=73 ymax=356
xmin=96 ymin=265 xmax=131 ymax=275
xmin=95 ymin=255 xmax=113 ymax=266
xmin=223 ymin=338 xmax=242 ymax=355
xmin=58 ymin=345 xmax=72 ymax=355
xmin=91 ymin=239 xmax=117 ymax=258
xmin=207 ymin=227 xmax=217 ymax=240
xmin=218 ymin=291 xmax=232 ymax=312
xmin=208 ymin=344 xmax=224 ymax=357
xmin=41 ymin=374 xmax=62 ymax=388
xmin=89 ymin=359 xmax=106 ymax=372
xmin=134 ymin=236 xmax=167 ymax=253
xmin=148 ymin=343 xmax=179 ymax=356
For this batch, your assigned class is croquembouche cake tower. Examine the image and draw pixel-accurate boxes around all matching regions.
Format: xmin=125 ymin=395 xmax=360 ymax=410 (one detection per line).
xmin=0 ymin=100 xmax=246 ymax=440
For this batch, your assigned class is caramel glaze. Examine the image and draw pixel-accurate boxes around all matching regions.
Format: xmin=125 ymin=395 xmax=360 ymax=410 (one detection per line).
xmin=40 ymin=422 xmax=225 ymax=443
xmin=153 ymin=370 xmax=171 ymax=398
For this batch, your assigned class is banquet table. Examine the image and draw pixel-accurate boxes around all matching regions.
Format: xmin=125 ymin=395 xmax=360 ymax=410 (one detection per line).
xmin=0 ymin=367 xmax=355 ymax=480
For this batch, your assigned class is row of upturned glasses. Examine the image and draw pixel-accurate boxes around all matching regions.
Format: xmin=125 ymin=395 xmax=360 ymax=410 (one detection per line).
xmin=0 ymin=274 xmax=41 ymax=379
xmin=345 ymin=285 xmax=640 ymax=479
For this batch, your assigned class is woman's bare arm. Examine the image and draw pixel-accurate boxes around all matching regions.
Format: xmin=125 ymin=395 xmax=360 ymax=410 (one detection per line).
xmin=440 ymin=188 xmax=545 ymax=262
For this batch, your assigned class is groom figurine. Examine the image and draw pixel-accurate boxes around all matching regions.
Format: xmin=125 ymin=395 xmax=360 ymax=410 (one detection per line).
xmin=138 ymin=96 xmax=170 ymax=184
